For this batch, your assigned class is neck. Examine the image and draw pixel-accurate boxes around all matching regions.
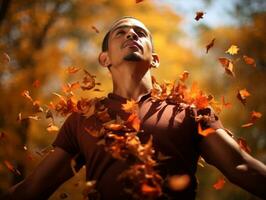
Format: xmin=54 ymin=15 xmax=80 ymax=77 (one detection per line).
xmin=111 ymin=62 xmax=153 ymax=101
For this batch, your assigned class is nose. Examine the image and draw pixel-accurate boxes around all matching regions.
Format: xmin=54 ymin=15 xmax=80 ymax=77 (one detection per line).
xmin=126 ymin=29 xmax=138 ymax=40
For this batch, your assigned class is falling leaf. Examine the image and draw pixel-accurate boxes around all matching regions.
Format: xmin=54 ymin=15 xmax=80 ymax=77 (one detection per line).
xmin=2 ymin=52 xmax=10 ymax=63
xmin=225 ymin=45 xmax=239 ymax=55
xmin=32 ymin=80 xmax=41 ymax=88
xmin=206 ymin=38 xmax=215 ymax=53
xmin=62 ymin=82 xmax=80 ymax=93
xmin=47 ymin=123 xmax=59 ymax=132
xmin=136 ymin=0 xmax=144 ymax=3
xmin=221 ymin=96 xmax=231 ymax=108
xmin=126 ymin=113 xmax=141 ymax=132
xmin=81 ymin=70 xmax=96 ymax=90
xmin=218 ymin=58 xmax=235 ymax=77
xmin=4 ymin=160 xmax=21 ymax=176
xmin=237 ymin=138 xmax=251 ymax=153
xmin=32 ymin=100 xmax=44 ymax=113
xmin=195 ymin=11 xmax=205 ymax=21
xmin=213 ymin=178 xmax=225 ymax=190
xmin=237 ymin=89 xmax=250 ymax=105
xmin=179 ymin=71 xmax=190 ymax=82
xmin=243 ymin=55 xmax=256 ymax=68
xmin=141 ymin=183 xmax=161 ymax=197
xmin=28 ymin=115 xmax=41 ymax=120
xmin=21 ymin=90 xmax=33 ymax=102
xmin=198 ymin=123 xmax=215 ymax=137
xmin=168 ymin=174 xmax=190 ymax=191
xmin=67 ymin=66 xmax=81 ymax=74
xmin=242 ymin=111 xmax=262 ymax=128
xmin=91 ymin=25 xmax=100 ymax=33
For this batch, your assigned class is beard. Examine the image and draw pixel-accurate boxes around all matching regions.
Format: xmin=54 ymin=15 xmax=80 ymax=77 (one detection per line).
xmin=123 ymin=52 xmax=142 ymax=61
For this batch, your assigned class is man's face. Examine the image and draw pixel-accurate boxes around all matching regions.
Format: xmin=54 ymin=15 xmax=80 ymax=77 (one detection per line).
xmin=106 ymin=18 xmax=153 ymax=66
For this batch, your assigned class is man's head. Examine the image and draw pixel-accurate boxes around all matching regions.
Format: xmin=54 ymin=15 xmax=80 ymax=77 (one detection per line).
xmin=98 ymin=17 xmax=159 ymax=69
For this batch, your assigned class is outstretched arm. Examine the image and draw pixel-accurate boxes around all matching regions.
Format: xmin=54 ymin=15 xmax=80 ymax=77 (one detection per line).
xmin=2 ymin=147 xmax=75 ymax=200
xmin=199 ymin=129 xmax=266 ymax=199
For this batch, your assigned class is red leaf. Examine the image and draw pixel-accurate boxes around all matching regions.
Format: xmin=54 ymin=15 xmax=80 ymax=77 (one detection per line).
xmin=243 ymin=55 xmax=256 ymax=68
xmin=213 ymin=178 xmax=225 ymax=190
xmin=32 ymin=80 xmax=41 ymax=88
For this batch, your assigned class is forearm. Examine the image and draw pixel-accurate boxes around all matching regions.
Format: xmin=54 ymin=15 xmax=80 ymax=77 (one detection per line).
xmin=225 ymin=153 xmax=266 ymax=199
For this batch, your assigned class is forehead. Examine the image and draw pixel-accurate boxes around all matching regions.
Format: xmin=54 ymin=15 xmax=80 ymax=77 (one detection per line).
xmin=109 ymin=18 xmax=150 ymax=33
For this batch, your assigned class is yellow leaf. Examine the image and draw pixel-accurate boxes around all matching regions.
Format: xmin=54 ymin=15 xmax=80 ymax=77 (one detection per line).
xmin=225 ymin=45 xmax=239 ymax=55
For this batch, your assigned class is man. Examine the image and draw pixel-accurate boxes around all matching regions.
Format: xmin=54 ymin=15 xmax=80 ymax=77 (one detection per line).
xmin=2 ymin=17 xmax=266 ymax=200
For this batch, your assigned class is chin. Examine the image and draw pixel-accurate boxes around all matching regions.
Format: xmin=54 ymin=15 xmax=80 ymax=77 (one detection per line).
xmin=123 ymin=52 xmax=142 ymax=61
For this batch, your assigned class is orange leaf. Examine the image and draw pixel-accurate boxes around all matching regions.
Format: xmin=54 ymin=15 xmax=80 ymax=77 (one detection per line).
xmin=168 ymin=174 xmax=190 ymax=191
xmin=221 ymin=96 xmax=231 ymax=108
xmin=136 ymin=0 xmax=144 ymax=3
xmin=213 ymin=178 xmax=225 ymax=190
xmin=104 ymin=123 xmax=124 ymax=131
xmin=225 ymin=45 xmax=239 ymax=55
xmin=206 ymin=38 xmax=215 ymax=53
xmin=241 ymin=123 xmax=254 ymax=128
xmin=141 ymin=183 xmax=160 ymax=196
xmin=243 ymin=55 xmax=256 ymax=68
xmin=198 ymin=123 xmax=215 ymax=137
xmin=195 ymin=11 xmax=205 ymax=21
xmin=122 ymin=99 xmax=137 ymax=113
xmin=241 ymin=111 xmax=262 ymax=128
xmin=237 ymin=138 xmax=251 ymax=153
xmin=237 ymin=89 xmax=250 ymax=105
xmin=21 ymin=90 xmax=33 ymax=102
xmin=2 ymin=52 xmax=10 ymax=63
xmin=67 ymin=66 xmax=80 ymax=74
xmin=127 ymin=113 xmax=141 ymax=131
xmin=179 ymin=71 xmax=190 ymax=82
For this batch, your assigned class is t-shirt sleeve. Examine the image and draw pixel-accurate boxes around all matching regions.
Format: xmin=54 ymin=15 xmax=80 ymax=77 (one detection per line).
xmin=52 ymin=113 xmax=80 ymax=156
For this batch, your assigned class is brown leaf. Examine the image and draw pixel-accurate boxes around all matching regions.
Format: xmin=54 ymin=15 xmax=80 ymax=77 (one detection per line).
xmin=21 ymin=90 xmax=33 ymax=102
xmin=195 ymin=11 xmax=205 ymax=21
xmin=237 ymin=89 xmax=250 ymax=105
xmin=213 ymin=178 xmax=225 ymax=190
xmin=91 ymin=25 xmax=100 ymax=33
xmin=243 ymin=55 xmax=256 ymax=68
xmin=206 ymin=38 xmax=215 ymax=53
xmin=218 ymin=57 xmax=235 ymax=77
xmin=81 ymin=70 xmax=96 ymax=90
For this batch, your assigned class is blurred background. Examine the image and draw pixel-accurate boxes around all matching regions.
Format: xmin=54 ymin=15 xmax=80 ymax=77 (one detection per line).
xmin=0 ymin=0 xmax=265 ymax=199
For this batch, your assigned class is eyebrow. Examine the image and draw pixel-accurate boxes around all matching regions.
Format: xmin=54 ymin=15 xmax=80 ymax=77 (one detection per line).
xmin=110 ymin=25 xmax=149 ymax=36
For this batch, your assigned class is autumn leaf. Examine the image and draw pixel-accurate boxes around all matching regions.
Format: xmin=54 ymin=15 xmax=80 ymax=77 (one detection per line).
xmin=237 ymin=138 xmax=251 ymax=153
xmin=32 ymin=100 xmax=44 ymax=113
xmin=126 ymin=113 xmax=141 ymax=131
xmin=32 ymin=80 xmax=41 ymax=88
xmin=4 ymin=160 xmax=21 ymax=176
xmin=141 ymin=183 xmax=161 ymax=197
xmin=243 ymin=55 xmax=256 ymax=68
xmin=198 ymin=123 xmax=215 ymax=137
xmin=221 ymin=96 xmax=231 ymax=108
xmin=122 ymin=99 xmax=137 ymax=113
xmin=225 ymin=45 xmax=239 ymax=55
xmin=47 ymin=123 xmax=59 ymax=132
xmin=237 ymin=88 xmax=250 ymax=105
xmin=218 ymin=57 xmax=235 ymax=77
xmin=2 ymin=52 xmax=10 ymax=63
xmin=91 ymin=25 xmax=100 ymax=33
xmin=194 ymin=11 xmax=205 ymax=21
xmin=27 ymin=115 xmax=41 ymax=120
xmin=81 ymin=70 xmax=96 ymax=90
xmin=136 ymin=0 xmax=144 ymax=3
xmin=104 ymin=123 xmax=124 ymax=131
xmin=21 ymin=90 xmax=33 ymax=102
xmin=206 ymin=38 xmax=215 ymax=53
xmin=66 ymin=66 xmax=81 ymax=74
xmin=62 ymin=81 xmax=80 ymax=93
xmin=179 ymin=71 xmax=190 ymax=82
xmin=213 ymin=178 xmax=225 ymax=190
xmin=168 ymin=174 xmax=190 ymax=191
xmin=241 ymin=111 xmax=262 ymax=128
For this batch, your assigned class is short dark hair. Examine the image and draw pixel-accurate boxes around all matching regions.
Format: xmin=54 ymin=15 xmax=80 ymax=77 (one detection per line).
xmin=101 ymin=16 xmax=154 ymax=52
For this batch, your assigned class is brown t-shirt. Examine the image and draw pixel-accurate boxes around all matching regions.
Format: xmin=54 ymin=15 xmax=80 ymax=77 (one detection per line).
xmin=53 ymin=92 xmax=223 ymax=200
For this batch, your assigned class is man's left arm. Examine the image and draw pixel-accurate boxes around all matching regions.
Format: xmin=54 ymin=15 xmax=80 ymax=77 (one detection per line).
xmin=199 ymin=128 xmax=266 ymax=199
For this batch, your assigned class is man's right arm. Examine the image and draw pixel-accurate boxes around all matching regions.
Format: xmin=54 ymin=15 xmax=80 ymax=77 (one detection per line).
xmin=1 ymin=147 xmax=74 ymax=200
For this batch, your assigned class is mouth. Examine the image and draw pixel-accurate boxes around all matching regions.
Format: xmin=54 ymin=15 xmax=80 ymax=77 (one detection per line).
xmin=122 ymin=40 xmax=143 ymax=52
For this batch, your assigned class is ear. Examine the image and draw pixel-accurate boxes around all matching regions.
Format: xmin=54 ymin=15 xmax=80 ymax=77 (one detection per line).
xmin=98 ymin=52 xmax=111 ymax=68
xmin=150 ymin=53 xmax=160 ymax=68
